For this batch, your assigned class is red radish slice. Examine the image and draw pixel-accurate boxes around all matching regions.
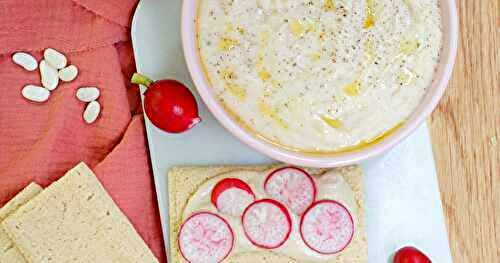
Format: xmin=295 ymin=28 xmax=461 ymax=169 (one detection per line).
xmin=242 ymin=199 xmax=292 ymax=249
xmin=264 ymin=166 xmax=316 ymax=214
xmin=178 ymin=212 xmax=234 ymax=263
xmin=211 ymin=178 xmax=255 ymax=216
xmin=300 ymin=200 xmax=354 ymax=255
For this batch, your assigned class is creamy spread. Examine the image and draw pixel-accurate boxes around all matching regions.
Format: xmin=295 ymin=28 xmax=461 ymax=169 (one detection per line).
xmin=182 ymin=169 xmax=358 ymax=262
xmin=197 ymin=0 xmax=442 ymax=152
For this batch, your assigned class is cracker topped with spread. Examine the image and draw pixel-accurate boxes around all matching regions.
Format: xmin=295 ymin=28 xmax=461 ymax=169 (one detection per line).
xmin=169 ymin=165 xmax=367 ymax=262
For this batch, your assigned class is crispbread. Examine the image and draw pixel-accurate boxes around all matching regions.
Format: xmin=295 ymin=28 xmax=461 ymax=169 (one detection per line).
xmin=0 ymin=182 xmax=41 ymax=262
xmin=0 ymin=182 xmax=42 ymax=221
xmin=0 ymin=247 xmax=25 ymax=263
xmin=2 ymin=162 xmax=158 ymax=263
xmin=0 ymin=229 xmax=11 ymax=256
xmin=168 ymin=165 xmax=367 ymax=263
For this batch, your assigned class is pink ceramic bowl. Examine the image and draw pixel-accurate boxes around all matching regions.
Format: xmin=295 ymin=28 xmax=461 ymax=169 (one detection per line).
xmin=181 ymin=0 xmax=459 ymax=168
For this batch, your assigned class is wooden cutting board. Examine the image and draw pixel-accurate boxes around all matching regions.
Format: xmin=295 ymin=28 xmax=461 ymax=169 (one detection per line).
xmin=429 ymin=0 xmax=499 ymax=262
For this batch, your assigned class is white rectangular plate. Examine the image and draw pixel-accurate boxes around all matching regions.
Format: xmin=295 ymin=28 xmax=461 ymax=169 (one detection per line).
xmin=131 ymin=0 xmax=452 ymax=262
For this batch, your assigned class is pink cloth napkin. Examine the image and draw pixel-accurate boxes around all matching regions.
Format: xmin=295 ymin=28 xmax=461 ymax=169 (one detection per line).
xmin=0 ymin=0 xmax=166 ymax=262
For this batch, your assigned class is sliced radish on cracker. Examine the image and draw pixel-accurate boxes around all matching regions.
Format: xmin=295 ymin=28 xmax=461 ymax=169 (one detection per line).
xmin=264 ymin=166 xmax=317 ymax=214
xmin=211 ymin=178 xmax=255 ymax=216
xmin=242 ymin=199 xmax=292 ymax=249
xmin=178 ymin=212 xmax=234 ymax=263
xmin=300 ymin=200 xmax=354 ymax=254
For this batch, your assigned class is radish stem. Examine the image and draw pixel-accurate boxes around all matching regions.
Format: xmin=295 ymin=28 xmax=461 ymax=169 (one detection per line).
xmin=131 ymin=73 xmax=153 ymax=87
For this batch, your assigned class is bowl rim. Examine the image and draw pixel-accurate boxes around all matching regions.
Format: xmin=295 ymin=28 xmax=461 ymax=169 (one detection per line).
xmin=181 ymin=0 xmax=459 ymax=168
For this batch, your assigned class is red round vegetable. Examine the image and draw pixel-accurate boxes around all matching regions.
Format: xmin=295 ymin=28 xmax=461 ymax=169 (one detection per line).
xmin=131 ymin=73 xmax=201 ymax=133
xmin=393 ymin=246 xmax=432 ymax=263
xmin=264 ymin=166 xmax=316 ymax=215
xmin=242 ymin=199 xmax=292 ymax=249
xmin=178 ymin=212 xmax=234 ymax=263
xmin=211 ymin=178 xmax=255 ymax=216
xmin=300 ymin=200 xmax=354 ymax=255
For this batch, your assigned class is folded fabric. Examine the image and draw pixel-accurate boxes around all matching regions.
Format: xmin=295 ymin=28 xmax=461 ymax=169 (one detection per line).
xmin=0 ymin=0 xmax=165 ymax=262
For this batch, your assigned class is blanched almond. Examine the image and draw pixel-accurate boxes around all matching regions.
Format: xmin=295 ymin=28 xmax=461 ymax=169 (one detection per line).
xmin=83 ymin=101 xmax=101 ymax=124
xmin=40 ymin=60 xmax=59 ymax=91
xmin=21 ymin=85 xmax=50 ymax=102
xmin=12 ymin=52 xmax=38 ymax=71
xmin=58 ymin=65 xmax=78 ymax=82
xmin=76 ymin=87 xmax=100 ymax=102
xmin=44 ymin=48 xmax=67 ymax=69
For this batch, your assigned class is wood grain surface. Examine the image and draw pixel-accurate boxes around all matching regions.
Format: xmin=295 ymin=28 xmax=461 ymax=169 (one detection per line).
xmin=429 ymin=0 xmax=499 ymax=261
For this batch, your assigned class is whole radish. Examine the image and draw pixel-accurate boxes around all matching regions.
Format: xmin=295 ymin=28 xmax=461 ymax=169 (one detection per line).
xmin=131 ymin=73 xmax=201 ymax=133
xmin=393 ymin=246 xmax=431 ymax=263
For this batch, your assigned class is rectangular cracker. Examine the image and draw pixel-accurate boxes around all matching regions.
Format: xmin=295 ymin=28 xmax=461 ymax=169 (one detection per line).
xmin=168 ymin=165 xmax=367 ymax=263
xmin=0 ymin=247 xmax=25 ymax=263
xmin=2 ymin=162 xmax=158 ymax=263
xmin=0 ymin=182 xmax=42 ymax=221
xmin=0 ymin=182 xmax=41 ymax=262
xmin=0 ymin=229 xmax=11 ymax=256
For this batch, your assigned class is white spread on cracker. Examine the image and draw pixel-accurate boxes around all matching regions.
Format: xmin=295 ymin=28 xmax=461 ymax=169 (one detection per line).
xmin=197 ymin=0 xmax=442 ymax=152
xmin=182 ymin=169 xmax=357 ymax=261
